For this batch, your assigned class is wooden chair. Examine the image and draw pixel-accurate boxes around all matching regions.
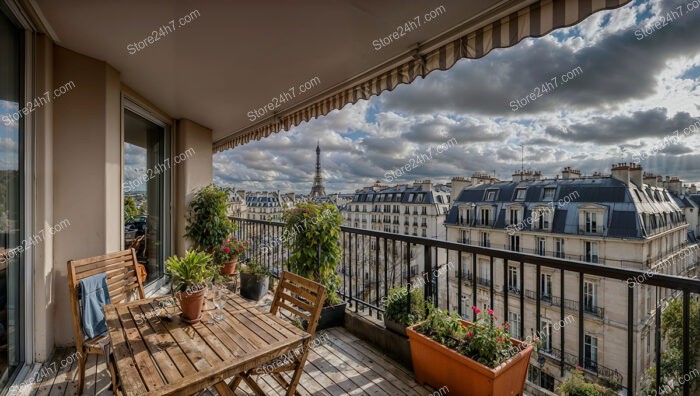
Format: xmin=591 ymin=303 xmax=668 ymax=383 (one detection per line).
xmin=67 ymin=249 xmax=145 ymax=395
xmin=229 ymin=271 xmax=327 ymax=396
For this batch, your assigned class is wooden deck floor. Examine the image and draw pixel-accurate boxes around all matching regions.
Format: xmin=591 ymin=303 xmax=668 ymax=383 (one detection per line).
xmin=25 ymin=327 xmax=432 ymax=396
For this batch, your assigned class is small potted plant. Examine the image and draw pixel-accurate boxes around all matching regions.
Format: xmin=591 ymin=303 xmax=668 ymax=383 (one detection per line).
xmin=214 ymin=236 xmax=249 ymax=275
xmin=557 ymin=367 xmax=615 ymax=395
xmin=239 ymin=258 xmax=270 ymax=301
xmin=165 ymin=250 xmax=216 ymax=323
xmin=283 ymin=202 xmax=346 ymax=329
xmin=406 ymin=306 xmax=533 ymax=396
xmin=383 ymin=287 xmax=425 ymax=336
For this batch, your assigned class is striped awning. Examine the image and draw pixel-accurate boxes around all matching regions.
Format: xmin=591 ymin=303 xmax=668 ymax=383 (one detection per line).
xmin=213 ymin=0 xmax=632 ymax=153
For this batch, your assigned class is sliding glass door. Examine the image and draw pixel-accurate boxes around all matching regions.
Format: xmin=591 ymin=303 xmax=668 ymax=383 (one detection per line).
xmin=123 ymin=107 xmax=170 ymax=284
xmin=0 ymin=6 xmax=23 ymax=388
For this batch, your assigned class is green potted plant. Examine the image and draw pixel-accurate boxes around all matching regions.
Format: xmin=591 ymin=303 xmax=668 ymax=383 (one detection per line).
xmin=239 ymin=258 xmax=270 ymax=301
xmin=165 ymin=250 xmax=216 ymax=323
xmin=383 ymin=287 xmax=425 ymax=336
xmin=185 ymin=184 xmax=236 ymax=252
xmin=558 ymin=367 xmax=615 ymax=395
xmin=213 ymin=236 xmax=249 ymax=275
xmin=406 ymin=305 xmax=533 ymax=396
xmin=283 ymin=202 xmax=345 ymax=329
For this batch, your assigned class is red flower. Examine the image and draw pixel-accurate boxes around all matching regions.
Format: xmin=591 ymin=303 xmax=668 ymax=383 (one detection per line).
xmin=474 ymin=308 xmax=481 ymax=315
xmin=576 ymin=365 xmax=583 ymax=371
xmin=467 ymin=331 xmax=473 ymax=338
xmin=498 ymin=337 xmax=503 ymax=344
xmin=487 ymin=308 xmax=494 ymax=316
xmin=504 ymin=323 xmax=510 ymax=329
xmin=224 ymin=246 xmax=231 ymax=254
xmin=471 ymin=305 xmax=477 ymax=311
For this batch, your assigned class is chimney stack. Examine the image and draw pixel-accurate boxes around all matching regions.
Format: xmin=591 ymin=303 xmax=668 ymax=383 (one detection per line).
xmin=668 ymin=177 xmax=682 ymax=196
xmin=562 ymin=167 xmax=581 ymax=180
xmin=611 ymin=163 xmax=630 ymax=185
xmin=629 ymin=163 xmax=643 ymax=188
xmin=690 ymin=184 xmax=698 ymax=194
xmin=643 ymin=172 xmax=658 ymax=188
xmin=451 ymin=177 xmax=471 ymax=200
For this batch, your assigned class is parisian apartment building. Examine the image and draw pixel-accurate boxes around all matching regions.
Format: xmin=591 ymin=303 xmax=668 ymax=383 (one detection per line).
xmin=242 ymin=191 xmax=303 ymax=221
xmin=340 ymin=180 xmax=450 ymax=302
xmin=440 ymin=163 xmax=700 ymax=392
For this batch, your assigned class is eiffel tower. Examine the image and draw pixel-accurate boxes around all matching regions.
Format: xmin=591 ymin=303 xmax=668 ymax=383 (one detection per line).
xmin=310 ymin=142 xmax=326 ymax=198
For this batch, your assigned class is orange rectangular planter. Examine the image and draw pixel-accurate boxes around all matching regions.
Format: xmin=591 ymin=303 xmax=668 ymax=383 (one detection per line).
xmin=406 ymin=320 xmax=533 ymax=396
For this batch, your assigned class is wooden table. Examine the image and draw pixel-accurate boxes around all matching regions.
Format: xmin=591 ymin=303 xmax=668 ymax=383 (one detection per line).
xmin=104 ymin=293 xmax=310 ymax=396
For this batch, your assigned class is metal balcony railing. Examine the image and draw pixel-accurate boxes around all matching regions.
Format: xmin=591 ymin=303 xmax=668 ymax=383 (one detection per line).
xmin=231 ymin=217 xmax=700 ymax=396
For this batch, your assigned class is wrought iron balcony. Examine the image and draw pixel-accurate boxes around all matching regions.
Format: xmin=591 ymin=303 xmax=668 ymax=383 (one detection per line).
xmin=232 ymin=217 xmax=700 ymax=396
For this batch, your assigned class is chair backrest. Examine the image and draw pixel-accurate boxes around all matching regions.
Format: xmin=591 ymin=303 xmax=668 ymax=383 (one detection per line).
xmin=270 ymin=271 xmax=327 ymax=336
xmin=67 ymin=249 xmax=145 ymax=346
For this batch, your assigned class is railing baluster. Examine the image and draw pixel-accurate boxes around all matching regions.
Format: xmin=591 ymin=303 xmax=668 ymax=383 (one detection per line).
xmin=407 ymin=242 xmax=411 ymax=318
xmin=472 ymin=252 xmax=477 ymax=320
xmin=503 ymin=258 xmax=508 ymax=329
xmin=425 ymin=245 xmax=433 ymax=307
xmin=579 ymin=272 xmax=585 ymax=368
xmin=536 ymin=264 xmax=541 ymax=343
xmin=446 ymin=248 xmax=450 ymax=313
xmin=520 ymin=261 xmax=524 ymax=345
xmin=683 ymin=289 xmax=690 ymax=396
xmin=375 ymin=236 xmax=380 ymax=318
xmin=628 ymin=285 xmax=634 ymax=395
xmin=383 ymin=237 xmax=388 ymax=310
xmin=458 ymin=252 xmax=463 ymax=317
xmin=560 ymin=268 xmax=565 ymax=377
xmin=489 ymin=255 xmax=494 ymax=310
xmin=655 ymin=286 xmax=661 ymax=396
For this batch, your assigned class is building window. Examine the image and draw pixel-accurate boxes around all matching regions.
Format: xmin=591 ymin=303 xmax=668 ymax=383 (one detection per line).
xmin=509 ymin=235 xmax=520 ymax=252
xmin=536 ymin=209 xmax=550 ymax=230
xmin=421 ymin=229 xmax=427 ymax=237
xmin=537 ymin=238 xmax=546 ymax=255
xmin=584 ymin=241 xmax=599 ymax=263
xmin=540 ymin=320 xmax=552 ymax=352
xmin=459 ymin=230 xmax=468 ymax=244
xmin=584 ymin=335 xmax=598 ymax=372
xmin=543 ymin=187 xmax=556 ymax=201
xmin=515 ymin=188 xmax=527 ymax=201
xmin=485 ymin=189 xmax=497 ymax=201
xmin=481 ymin=232 xmax=490 ymax=247
xmin=508 ymin=312 xmax=522 ymax=339
xmin=508 ymin=265 xmax=519 ymax=292
xmin=509 ymin=208 xmax=520 ymax=225
xmin=584 ymin=211 xmax=598 ymax=233
xmin=555 ymin=238 xmax=565 ymax=258
xmin=479 ymin=259 xmax=490 ymax=283
xmin=584 ymin=280 xmax=597 ymax=312
xmin=541 ymin=273 xmax=552 ymax=300
xmin=480 ymin=208 xmax=490 ymax=226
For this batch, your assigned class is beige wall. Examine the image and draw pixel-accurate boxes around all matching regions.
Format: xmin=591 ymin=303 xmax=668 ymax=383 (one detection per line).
xmin=51 ymin=46 xmax=122 ymax=346
xmin=174 ymin=119 xmax=213 ymax=256
xmin=33 ymin=34 xmax=54 ymax=361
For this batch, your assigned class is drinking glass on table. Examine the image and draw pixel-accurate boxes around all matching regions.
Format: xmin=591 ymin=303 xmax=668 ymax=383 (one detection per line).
xmin=207 ymin=282 xmax=226 ymax=323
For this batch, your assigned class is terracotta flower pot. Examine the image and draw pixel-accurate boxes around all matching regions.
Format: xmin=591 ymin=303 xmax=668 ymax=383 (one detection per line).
xmin=220 ymin=258 xmax=237 ymax=275
xmin=177 ymin=287 xmax=206 ymax=323
xmin=406 ymin=320 xmax=533 ymax=396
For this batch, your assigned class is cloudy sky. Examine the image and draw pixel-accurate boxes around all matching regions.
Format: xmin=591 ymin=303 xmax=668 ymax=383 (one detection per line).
xmin=212 ymin=0 xmax=700 ymax=194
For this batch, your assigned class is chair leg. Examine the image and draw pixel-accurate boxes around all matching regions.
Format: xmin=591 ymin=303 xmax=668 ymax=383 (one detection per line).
xmin=286 ymin=350 xmax=309 ymax=396
xmin=228 ymin=374 xmax=243 ymax=391
xmin=77 ymin=352 xmax=87 ymax=396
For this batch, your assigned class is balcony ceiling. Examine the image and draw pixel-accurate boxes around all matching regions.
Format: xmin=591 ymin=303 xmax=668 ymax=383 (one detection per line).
xmin=32 ymin=0 xmax=527 ymax=144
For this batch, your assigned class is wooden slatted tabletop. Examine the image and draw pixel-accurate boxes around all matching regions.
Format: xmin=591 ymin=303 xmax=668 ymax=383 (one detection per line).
xmin=104 ymin=293 xmax=310 ymax=396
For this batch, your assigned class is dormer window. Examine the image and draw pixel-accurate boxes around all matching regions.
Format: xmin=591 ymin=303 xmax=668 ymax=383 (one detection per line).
xmin=543 ymin=188 xmax=555 ymax=201
xmin=585 ymin=212 xmax=598 ymax=233
xmin=515 ymin=188 xmax=527 ymax=201
xmin=484 ymin=189 xmax=498 ymax=201
xmin=509 ymin=208 xmax=520 ymax=225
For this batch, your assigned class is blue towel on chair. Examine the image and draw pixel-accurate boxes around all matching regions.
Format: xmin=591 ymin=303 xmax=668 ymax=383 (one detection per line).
xmin=79 ymin=273 xmax=111 ymax=338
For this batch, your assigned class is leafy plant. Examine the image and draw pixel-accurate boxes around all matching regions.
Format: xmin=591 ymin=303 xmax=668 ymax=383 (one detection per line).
xmin=213 ymin=236 xmax=249 ymax=264
xmin=417 ymin=305 xmax=525 ymax=369
xmin=283 ymin=202 xmax=343 ymax=306
xmin=240 ymin=258 xmax=270 ymax=280
xmin=383 ymin=287 xmax=425 ymax=327
xmin=165 ymin=250 xmax=216 ymax=292
xmin=558 ymin=367 xmax=615 ymax=396
xmin=185 ymin=184 xmax=236 ymax=251
xmin=124 ymin=196 xmax=141 ymax=224
xmin=639 ymin=297 xmax=700 ymax=395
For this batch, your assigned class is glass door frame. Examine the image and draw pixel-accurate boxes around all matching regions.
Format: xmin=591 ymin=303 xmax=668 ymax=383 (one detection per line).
xmin=121 ymin=97 xmax=172 ymax=294
xmin=0 ymin=1 xmax=29 ymax=389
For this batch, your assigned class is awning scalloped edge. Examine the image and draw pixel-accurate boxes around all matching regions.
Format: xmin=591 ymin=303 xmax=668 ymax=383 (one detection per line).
xmin=213 ymin=0 xmax=632 ymax=153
